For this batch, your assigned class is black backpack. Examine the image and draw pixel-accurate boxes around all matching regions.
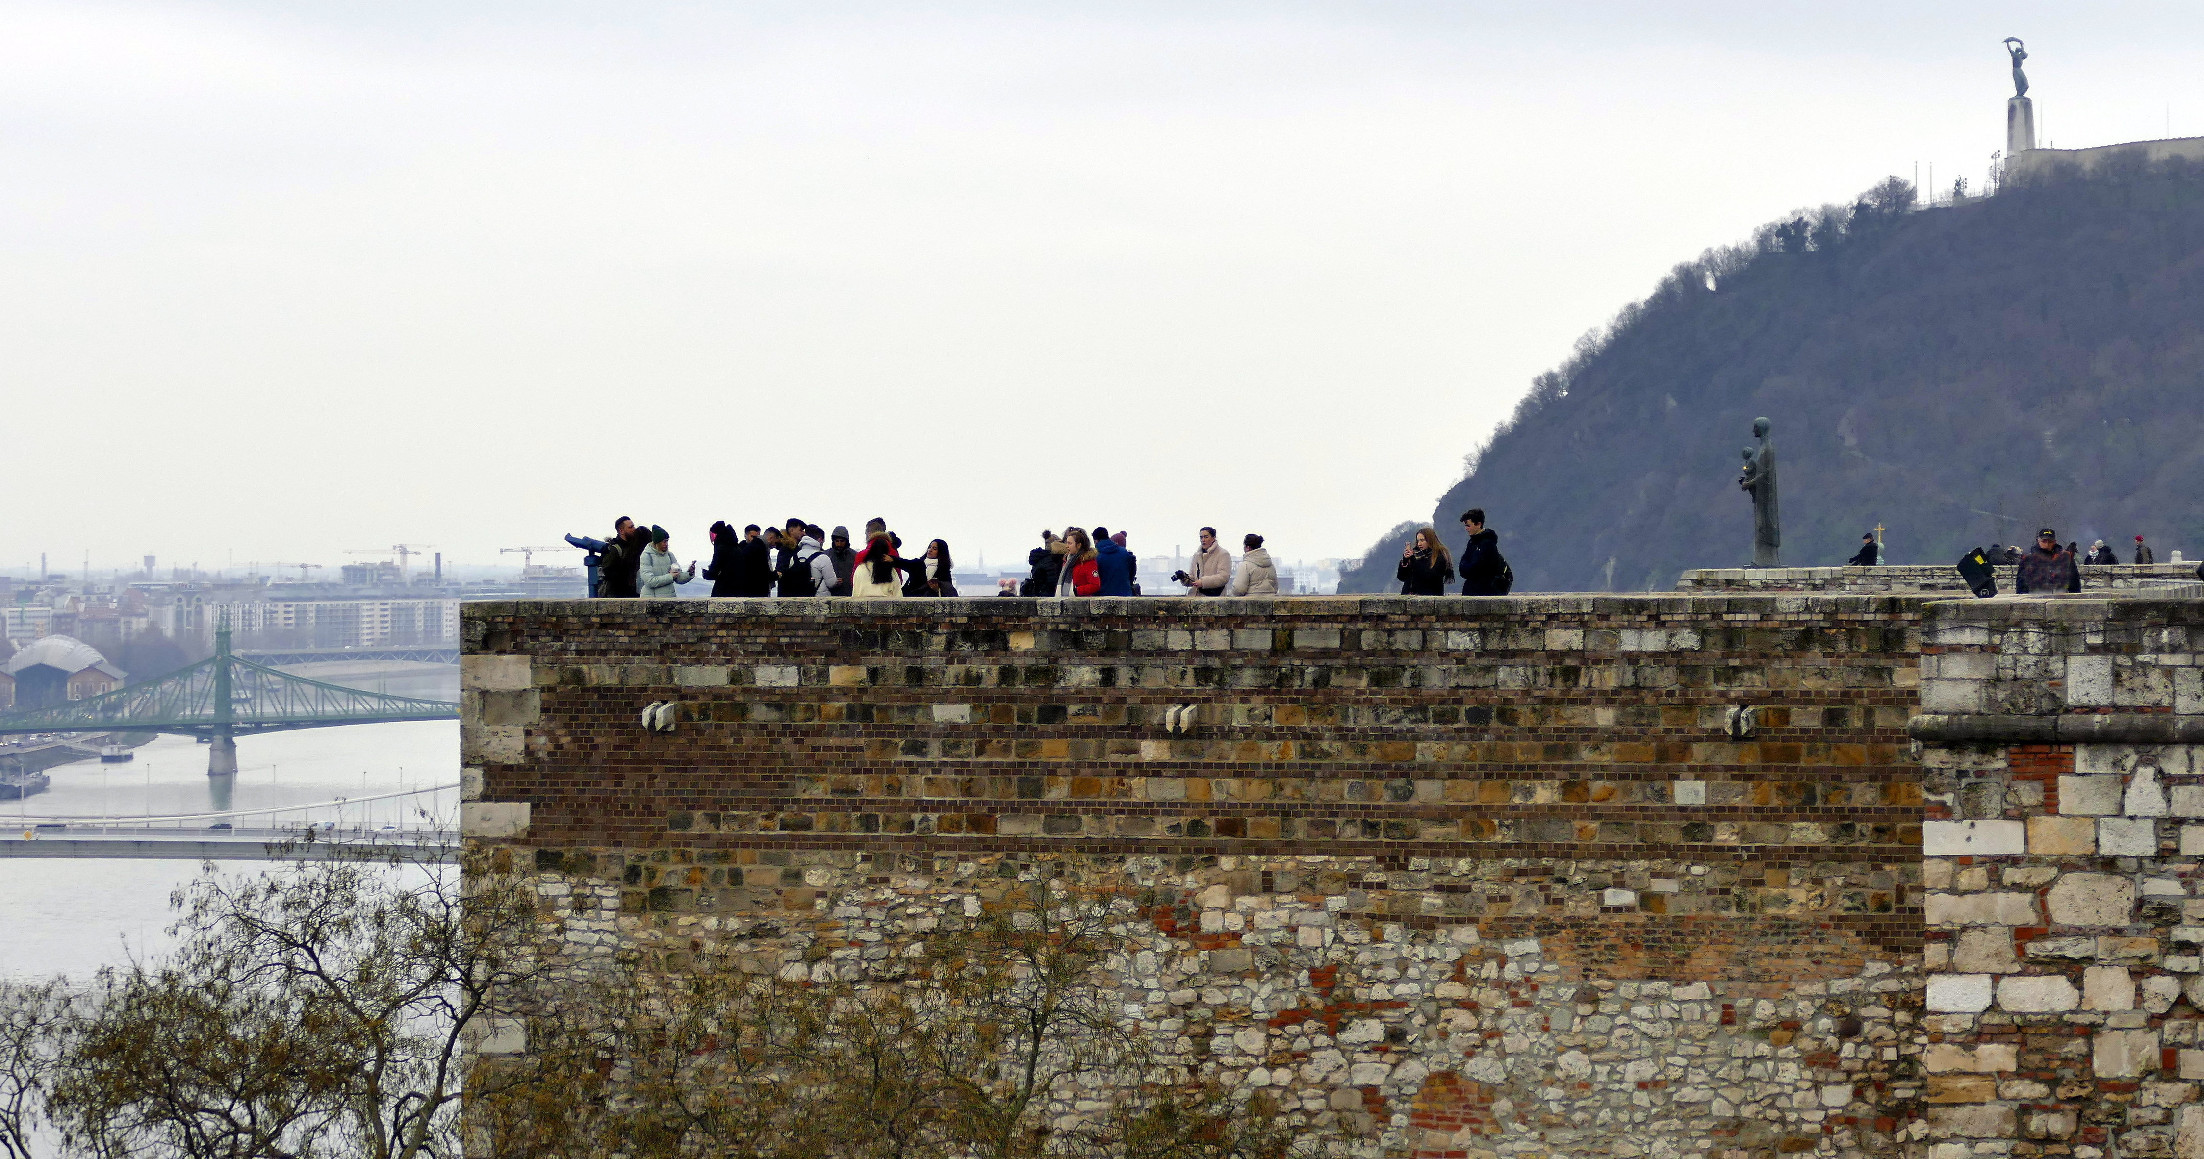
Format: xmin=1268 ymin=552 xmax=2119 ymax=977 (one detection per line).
xmin=1493 ymin=555 xmax=1514 ymax=595
xmin=779 ymin=548 xmax=820 ymax=597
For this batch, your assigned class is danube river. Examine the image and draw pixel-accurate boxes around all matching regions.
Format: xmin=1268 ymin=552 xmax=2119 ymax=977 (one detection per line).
xmin=0 ymin=718 xmax=459 ymax=981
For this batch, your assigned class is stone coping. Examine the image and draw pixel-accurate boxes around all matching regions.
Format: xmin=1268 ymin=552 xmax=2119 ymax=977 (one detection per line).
xmin=465 ymin=592 xmax=1943 ymax=619
xmin=1910 ymin=713 xmax=2204 ymax=744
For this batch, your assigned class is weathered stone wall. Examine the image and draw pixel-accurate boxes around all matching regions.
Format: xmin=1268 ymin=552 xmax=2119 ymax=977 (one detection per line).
xmin=1911 ymin=597 xmax=2204 ymax=1159
xmin=1678 ymin=565 xmax=2200 ymax=596
xmin=463 ymin=595 xmax=1929 ymax=1158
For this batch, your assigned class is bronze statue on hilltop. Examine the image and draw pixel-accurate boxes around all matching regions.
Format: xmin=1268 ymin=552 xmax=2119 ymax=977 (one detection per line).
xmin=1739 ymin=417 xmax=1780 ymax=567
xmin=2005 ymin=38 xmax=2029 ymax=99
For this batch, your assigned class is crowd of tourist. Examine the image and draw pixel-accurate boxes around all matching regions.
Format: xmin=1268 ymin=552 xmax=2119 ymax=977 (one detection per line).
xmin=563 ymin=517 xmax=1304 ymax=599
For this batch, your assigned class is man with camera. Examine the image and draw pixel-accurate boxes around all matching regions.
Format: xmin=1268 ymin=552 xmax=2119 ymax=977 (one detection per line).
xmin=1174 ymin=527 xmax=1231 ymax=597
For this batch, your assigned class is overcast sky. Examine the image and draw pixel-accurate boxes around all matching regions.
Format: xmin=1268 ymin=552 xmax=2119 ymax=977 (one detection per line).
xmin=5 ymin=2 xmax=2201 ymax=579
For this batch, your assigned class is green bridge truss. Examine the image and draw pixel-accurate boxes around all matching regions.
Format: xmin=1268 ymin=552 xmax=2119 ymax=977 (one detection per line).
xmin=0 ymin=624 xmax=456 ymax=738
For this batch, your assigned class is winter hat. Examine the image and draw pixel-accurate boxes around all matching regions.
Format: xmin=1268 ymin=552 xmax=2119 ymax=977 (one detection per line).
xmin=832 ymin=525 xmax=851 ymax=543
xmin=650 ymin=525 xmax=669 ymax=544
xmin=2138 ymin=535 xmax=2147 ymax=542
xmin=1112 ymin=531 xmax=1127 ymax=547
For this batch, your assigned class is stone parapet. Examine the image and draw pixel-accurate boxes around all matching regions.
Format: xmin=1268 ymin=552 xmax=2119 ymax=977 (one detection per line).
xmin=1914 ymin=596 xmax=2204 ymax=1159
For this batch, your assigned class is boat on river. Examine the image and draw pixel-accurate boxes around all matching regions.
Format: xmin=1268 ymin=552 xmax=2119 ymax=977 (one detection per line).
xmin=99 ymin=745 xmax=134 ymax=762
xmin=0 ymin=769 xmax=51 ymax=801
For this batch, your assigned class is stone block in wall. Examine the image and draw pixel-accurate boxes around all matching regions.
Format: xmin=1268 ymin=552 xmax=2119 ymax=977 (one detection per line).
xmin=2094 ymin=1028 xmax=2161 ymax=1077
xmin=2086 ymin=966 xmax=2138 ymax=1010
xmin=1923 ymin=1043 xmax=2019 ymax=1073
xmin=2100 ymin=817 xmax=2160 ymax=856
xmin=2068 ymin=656 xmax=2117 ymax=706
xmin=462 ymin=801 xmax=532 ymax=838
xmin=1926 ymin=891 xmax=2040 ymax=926
xmin=1929 ymin=973 xmax=1994 ymax=1012
xmin=2029 ymin=816 xmax=2097 ymax=855
xmin=2060 ymin=775 xmax=2124 ymax=815
xmin=1999 ymin=974 xmax=2081 ymax=1012
xmin=461 ymin=654 xmax=532 ymax=691
xmin=1925 ymin=819 xmax=2026 ymax=856
xmin=1952 ymin=928 xmax=2021 ymax=972
xmin=2047 ymin=873 xmax=2137 ymax=927
xmin=2128 ymin=764 xmax=2171 ymax=815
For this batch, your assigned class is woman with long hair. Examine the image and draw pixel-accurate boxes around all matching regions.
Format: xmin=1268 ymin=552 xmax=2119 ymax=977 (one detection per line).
xmin=1053 ymin=527 xmax=1101 ymax=597
xmin=1396 ymin=527 xmax=1455 ymax=596
xmin=850 ymin=529 xmax=905 ymax=598
xmin=904 ymin=539 xmax=958 ymax=597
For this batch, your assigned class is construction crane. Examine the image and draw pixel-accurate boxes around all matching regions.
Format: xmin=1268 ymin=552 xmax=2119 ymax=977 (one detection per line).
xmin=500 ymin=546 xmax=569 ymax=571
xmin=263 ymin=562 xmax=325 ymax=582
xmin=346 ymin=545 xmax=435 ymax=581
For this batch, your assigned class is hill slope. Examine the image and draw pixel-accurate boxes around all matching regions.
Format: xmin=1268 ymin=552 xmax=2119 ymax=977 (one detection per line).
xmin=1340 ymin=161 xmax=2204 ymax=592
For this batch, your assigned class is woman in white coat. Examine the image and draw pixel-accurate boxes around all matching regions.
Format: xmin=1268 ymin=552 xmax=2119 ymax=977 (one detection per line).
xmin=1229 ymin=533 xmax=1278 ymax=596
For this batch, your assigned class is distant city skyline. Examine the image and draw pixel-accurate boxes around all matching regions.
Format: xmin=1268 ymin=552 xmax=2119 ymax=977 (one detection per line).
xmin=6 ymin=2 xmax=2203 ymax=572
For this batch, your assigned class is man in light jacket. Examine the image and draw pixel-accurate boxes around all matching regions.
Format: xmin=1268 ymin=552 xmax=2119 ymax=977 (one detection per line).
xmin=1178 ymin=527 xmax=1230 ymax=597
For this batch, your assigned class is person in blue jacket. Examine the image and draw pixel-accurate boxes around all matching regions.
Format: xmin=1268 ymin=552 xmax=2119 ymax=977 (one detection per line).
xmin=1092 ymin=525 xmax=1136 ymax=596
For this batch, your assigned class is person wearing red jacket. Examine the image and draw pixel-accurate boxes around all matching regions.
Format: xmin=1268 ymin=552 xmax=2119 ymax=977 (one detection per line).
xmin=1053 ymin=527 xmax=1101 ymax=596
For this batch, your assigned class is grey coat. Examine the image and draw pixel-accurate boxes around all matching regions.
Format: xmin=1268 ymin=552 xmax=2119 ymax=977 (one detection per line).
xmin=639 ymin=544 xmax=695 ymax=597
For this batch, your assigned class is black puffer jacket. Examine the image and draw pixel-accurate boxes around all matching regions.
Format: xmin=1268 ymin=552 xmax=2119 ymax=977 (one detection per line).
xmin=1025 ymin=546 xmax=1064 ymax=596
xmin=1397 ymin=549 xmax=1453 ymax=596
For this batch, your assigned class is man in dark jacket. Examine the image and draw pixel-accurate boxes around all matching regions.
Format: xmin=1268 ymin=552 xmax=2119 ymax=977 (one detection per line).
xmin=1847 ymin=532 xmax=1879 ymax=567
xmin=598 ymin=519 xmax=647 ymax=598
xmin=2014 ymin=527 xmax=2081 ymax=594
xmin=826 ymin=526 xmax=858 ymax=597
xmin=1025 ymin=531 xmax=1064 ymax=596
xmin=1457 ymin=509 xmax=1506 ymax=595
xmin=726 ymin=525 xmax=775 ymax=596
xmin=1092 ymin=526 xmax=1135 ymax=596
xmin=2135 ymin=536 xmax=2156 ymax=565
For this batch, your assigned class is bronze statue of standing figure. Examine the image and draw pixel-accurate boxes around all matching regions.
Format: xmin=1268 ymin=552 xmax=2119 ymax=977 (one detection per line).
xmin=2005 ymin=37 xmax=2028 ymax=98
xmin=1739 ymin=417 xmax=1780 ymax=567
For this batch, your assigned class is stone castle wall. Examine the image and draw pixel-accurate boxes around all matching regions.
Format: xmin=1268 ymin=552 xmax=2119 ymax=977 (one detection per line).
xmin=1911 ymin=597 xmax=2204 ymax=1159
xmin=462 ymin=594 xmax=1930 ymax=1159
xmin=1677 ymin=565 xmax=2200 ymax=596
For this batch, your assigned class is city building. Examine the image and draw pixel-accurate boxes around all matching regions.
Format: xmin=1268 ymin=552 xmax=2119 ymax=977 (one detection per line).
xmin=3 ymin=635 xmax=125 ymax=709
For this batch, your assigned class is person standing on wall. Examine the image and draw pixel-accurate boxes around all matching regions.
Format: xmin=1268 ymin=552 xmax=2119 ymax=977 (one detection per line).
xmin=775 ymin=523 xmax=834 ymax=597
xmin=1175 ymin=527 xmax=1230 ymax=596
xmin=906 ymin=539 xmax=958 ymax=597
xmin=1054 ymin=527 xmax=1102 ymax=596
xmin=2014 ymin=527 xmax=2081 ymax=594
xmin=1397 ymin=528 xmax=1454 ymax=595
xmin=1457 ymin=509 xmax=1510 ymax=595
xmin=2087 ymin=539 xmax=2118 ymax=565
xmin=702 ymin=521 xmax=745 ymax=597
xmin=849 ymin=527 xmax=906 ymax=598
xmin=2136 ymin=535 xmax=2156 ymax=564
xmin=638 ymin=526 xmax=696 ymax=598
xmin=826 ymin=527 xmax=858 ymax=596
xmin=1093 ymin=526 xmax=1135 ymax=596
xmin=599 ymin=516 xmax=647 ymax=598
xmin=1848 ymin=532 xmax=1880 ymax=567
xmin=1114 ymin=530 xmax=1140 ymax=595
xmin=1025 ymin=530 xmax=1065 ymax=596
xmin=1229 ymin=533 xmax=1278 ymax=595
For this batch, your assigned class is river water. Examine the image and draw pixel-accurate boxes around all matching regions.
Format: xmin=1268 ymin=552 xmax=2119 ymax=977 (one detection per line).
xmin=0 ymin=717 xmax=460 ymax=982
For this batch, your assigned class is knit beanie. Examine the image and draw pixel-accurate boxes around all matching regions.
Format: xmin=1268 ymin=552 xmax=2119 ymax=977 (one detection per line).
xmin=650 ymin=525 xmax=669 ymax=544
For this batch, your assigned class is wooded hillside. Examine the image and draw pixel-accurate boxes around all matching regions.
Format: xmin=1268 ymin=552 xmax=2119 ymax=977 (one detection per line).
xmin=1340 ymin=160 xmax=2204 ymax=592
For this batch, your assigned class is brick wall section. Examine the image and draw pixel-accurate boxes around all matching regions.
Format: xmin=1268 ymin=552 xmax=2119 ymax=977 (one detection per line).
xmin=463 ymin=595 xmax=1930 ymax=1157
xmin=1913 ymin=597 xmax=2204 ymax=1158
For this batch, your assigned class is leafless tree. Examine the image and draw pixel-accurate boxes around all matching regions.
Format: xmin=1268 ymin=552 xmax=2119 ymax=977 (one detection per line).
xmin=0 ymin=980 xmax=76 ymax=1159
